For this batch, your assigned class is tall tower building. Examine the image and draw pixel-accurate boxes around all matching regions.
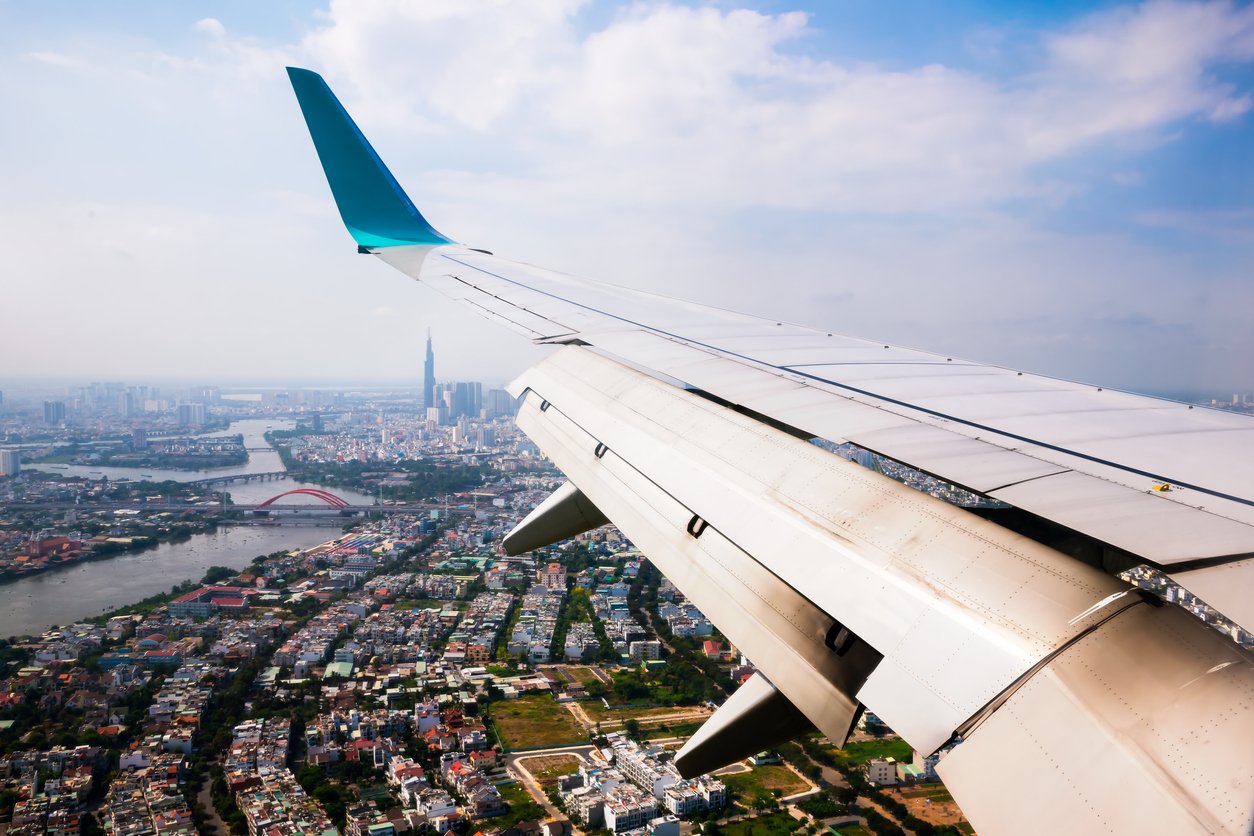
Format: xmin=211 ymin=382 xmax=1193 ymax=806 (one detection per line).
xmin=423 ymin=329 xmax=436 ymax=409
xmin=43 ymin=401 xmax=66 ymax=424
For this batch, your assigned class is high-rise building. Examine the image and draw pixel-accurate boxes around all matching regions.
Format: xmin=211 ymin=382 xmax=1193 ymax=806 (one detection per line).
xmin=439 ymin=381 xmax=482 ymax=420
xmin=0 ymin=449 xmax=19 ymax=477
xmin=485 ymin=388 xmax=516 ymax=419
xmin=177 ymin=402 xmax=207 ymax=428
xmin=539 ymin=563 xmax=567 ymax=591
xmin=43 ymin=401 xmax=66 ymax=424
xmin=423 ymin=330 xmax=436 ymax=409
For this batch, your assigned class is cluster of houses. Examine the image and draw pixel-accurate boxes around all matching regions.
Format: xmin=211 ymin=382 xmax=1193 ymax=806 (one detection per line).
xmin=588 ymin=582 xmax=651 ymax=661
xmin=506 ymin=585 xmax=565 ymax=663
xmin=656 ymin=601 xmax=714 ymax=639
xmin=101 ymin=658 xmax=233 ymax=833
xmin=0 ymin=471 xmax=700 ymax=835
xmin=272 ymin=600 xmax=368 ymax=678
xmin=363 ymin=572 xmax=462 ymax=602
xmin=560 ymin=734 xmax=727 ymax=832
xmin=226 ymin=717 xmax=339 ymax=835
xmin=102 ymin=751 xmax=191 ymax=835
xmin=442 ymin=592 xmax=514 ymax=666
xmin=305 ymin=708 xmax=413 ymax=771
xmin=363 ymin=702 xmax=513 ymax=829
xmin=2 ymin=746 xmax=101 ymax=836
xmin=352 ymin=605 xmax=451 ymax=665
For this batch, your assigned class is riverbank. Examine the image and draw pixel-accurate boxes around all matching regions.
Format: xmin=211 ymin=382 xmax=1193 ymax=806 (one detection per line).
xmin=0 ymin=523 xmax=212 ymax=585
xmin=0 ymin=524 xmax=334 ymax=638
xmin=0 ymin=418 xmax=375 ymax=636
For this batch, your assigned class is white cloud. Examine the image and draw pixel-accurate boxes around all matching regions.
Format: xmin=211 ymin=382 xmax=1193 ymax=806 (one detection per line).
xmin=195 ymin=17 xmax=226 ymax=37
xmin=28 ymin=51 xmax=88 ymax=69
xmin=2 ymin=1 xmax=1253 ymax=391
xmin=288 ymin=0 xmax=1254 ymax=214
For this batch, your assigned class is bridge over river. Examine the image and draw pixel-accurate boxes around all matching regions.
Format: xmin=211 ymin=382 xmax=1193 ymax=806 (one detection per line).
xmin=186 ymin=471 xmax=288 ymax=487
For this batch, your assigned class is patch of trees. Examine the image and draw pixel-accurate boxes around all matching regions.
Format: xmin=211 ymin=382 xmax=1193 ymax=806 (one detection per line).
xmin=89 ymin=536 xmax=159 ymax=556
xmin=201 ymin=565 xmax=237 ymax=584
xmin=797 ymin=793 xmax=845 ymax=818
xmin=273 ymin=450 xmax=490 ymax=501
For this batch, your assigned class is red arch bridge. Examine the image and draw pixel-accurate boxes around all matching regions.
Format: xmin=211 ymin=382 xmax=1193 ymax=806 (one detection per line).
xmin=254 ymin=488 xmax=350 ymax=509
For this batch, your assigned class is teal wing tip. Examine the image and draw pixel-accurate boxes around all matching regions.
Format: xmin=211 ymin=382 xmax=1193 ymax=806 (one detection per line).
xmin=286 ymin=66 xmax=454 ymax=248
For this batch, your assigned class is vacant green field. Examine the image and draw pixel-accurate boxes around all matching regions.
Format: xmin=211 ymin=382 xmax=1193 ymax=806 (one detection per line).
xmin=491 ymin=695 xmax=586 ymax=749
xmin=497 ymin=782 xmax=536 ymax=806
xmin=722 ymin=764 xmax=811 ymax=800
xmin=900 ymin=786 xmax=953 ymax=802
xmin=721 ymin=811 xmax=803 ymax=836
xmin=584 ymin=702 xmax=707 ymax=722
xmin=832 ymin=826 xmax=872 ymax=836
xmin=642 ymin=720 xmax=704 ymax=740
xmin=565 ymin=665 xmax=602 ymax=684
xmin=520 ymin=754 xmax=583 ymax=789
xmin=830 ymin=737 xmax=911 ymax=766
xmin=485 ymin=781 xmax=547 ymax=828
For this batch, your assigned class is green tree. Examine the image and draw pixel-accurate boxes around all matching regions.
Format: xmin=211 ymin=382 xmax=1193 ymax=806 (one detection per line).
xmin=202 ymin=565 xmax=237 ymax=584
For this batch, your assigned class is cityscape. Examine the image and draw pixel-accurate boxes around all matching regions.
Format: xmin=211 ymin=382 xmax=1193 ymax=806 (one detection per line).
xmin=0 ymin=332 xmax=965 ymax=836
xmin=2 ymin=331 xmax=1252 ymax=836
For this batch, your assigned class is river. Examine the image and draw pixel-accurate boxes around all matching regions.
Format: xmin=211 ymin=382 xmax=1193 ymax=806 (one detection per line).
xmin=0 ymin=526 xmax=335 ymax=638
xmin=5 ymin=418 xmax=373 ymax=636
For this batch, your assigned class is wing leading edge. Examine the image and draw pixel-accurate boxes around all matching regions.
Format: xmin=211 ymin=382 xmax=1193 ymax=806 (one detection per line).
xmin=286 ymin=68 xmax=1254 ymax=835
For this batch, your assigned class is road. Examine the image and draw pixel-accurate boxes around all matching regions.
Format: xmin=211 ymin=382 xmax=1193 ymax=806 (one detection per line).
xmin=506 ymin=745 xmax=596 ymax=835
xmin=196 ymin=773 xmax=229 ymax=835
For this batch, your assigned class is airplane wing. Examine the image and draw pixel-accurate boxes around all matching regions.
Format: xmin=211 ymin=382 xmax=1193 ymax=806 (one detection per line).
xmin=287 ymin=67 xmax=1254 ymax=835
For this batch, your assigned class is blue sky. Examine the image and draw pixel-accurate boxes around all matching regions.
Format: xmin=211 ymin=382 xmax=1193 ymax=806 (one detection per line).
xmin=1 ymin=0 xmax=1252 ymax=397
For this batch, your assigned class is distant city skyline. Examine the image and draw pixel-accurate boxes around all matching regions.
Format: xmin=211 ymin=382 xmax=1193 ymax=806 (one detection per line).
xmin=2 ymin=1 xmax=1252 ymax=393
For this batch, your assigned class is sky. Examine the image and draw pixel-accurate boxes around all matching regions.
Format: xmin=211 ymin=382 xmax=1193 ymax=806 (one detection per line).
xmin=1 ymin=0 xmax=1252 ymax=396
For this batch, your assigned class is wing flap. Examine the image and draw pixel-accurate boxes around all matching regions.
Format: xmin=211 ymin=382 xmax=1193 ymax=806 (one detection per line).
xmin=510 ymin=377 xmax=878 ymax=747
xmin=991 ymin=471 xmax=1254 ymax=563
xmin=938 ymin=603 xmax=1253 ymax=836
xmin=510 ymin=347 xmax=1139 ymax=750
xmin=1169 ymin=559 xmax=1254 ymax=633
xmin=512 ymin=346 xmax=1254 ymax=833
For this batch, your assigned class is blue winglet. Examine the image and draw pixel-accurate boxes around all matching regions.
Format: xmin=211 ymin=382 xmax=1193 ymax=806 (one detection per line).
xmin=287 ymin=67 xmax=453 ymax=249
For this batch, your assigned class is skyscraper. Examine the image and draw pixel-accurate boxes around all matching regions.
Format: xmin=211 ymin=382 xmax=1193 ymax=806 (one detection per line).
xmin=177 ymin=402 xmax=206 ymax=428
xmin=43 ymin=400 xmax=66 ymax=424
xmin=423 ymin=329 xmax=436 ymax=409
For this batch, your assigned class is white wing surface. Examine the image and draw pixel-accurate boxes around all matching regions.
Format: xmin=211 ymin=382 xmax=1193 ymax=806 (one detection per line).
xmin=288 ymin=67 xmax=1254 ymax=835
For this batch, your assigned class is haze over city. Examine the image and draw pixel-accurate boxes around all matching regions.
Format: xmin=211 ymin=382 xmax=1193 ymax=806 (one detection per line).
xmin=1 ymin=0 xmax=1253 ymax=397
